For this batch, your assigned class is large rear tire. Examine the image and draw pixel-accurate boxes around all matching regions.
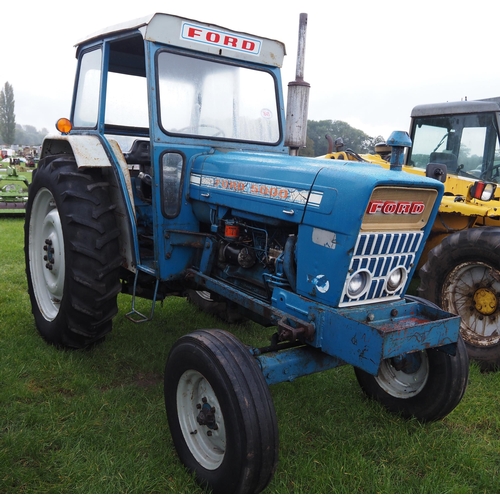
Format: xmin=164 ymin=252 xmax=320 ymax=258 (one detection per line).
xmin=24 ymin=155 xmax=122 ymax=348
xmin=164 ymin=329 xmax=278 ymax=493
xmin=354 ymin=335 xmax=469 ymax=422
xmin=419 ymin=227 xmax=500 ymax=370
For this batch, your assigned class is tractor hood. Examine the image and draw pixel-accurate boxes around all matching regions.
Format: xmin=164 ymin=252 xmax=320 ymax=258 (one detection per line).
xmin=189 ymin=150 xmax=444 ymax=231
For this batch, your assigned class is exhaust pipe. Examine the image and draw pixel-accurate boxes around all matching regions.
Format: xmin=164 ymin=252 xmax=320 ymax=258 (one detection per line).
xmin=285 ymin=13 xmax=310 ymax=156
xmin=387 ymin=131 xmax=412 ymax=171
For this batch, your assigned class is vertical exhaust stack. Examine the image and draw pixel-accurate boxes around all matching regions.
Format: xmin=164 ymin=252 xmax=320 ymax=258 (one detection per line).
xmin=285 ymin=13 xmax=310 ymax=156
xmin=387 ymin=131 xmax=412 ymax=171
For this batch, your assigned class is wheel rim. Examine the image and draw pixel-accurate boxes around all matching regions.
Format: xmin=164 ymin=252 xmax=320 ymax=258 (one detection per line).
xmin=196 ymin=290 xmax=213 ymax=301
xmin=375 ymin=352 xmax=429 ymax=399
xmin=28 ymin=187 xmax=66 ymax=321
xmin=442 ymin=261 xmax=500 ymax=347
xmin=177 ymin=369 xmax=226 ymax=470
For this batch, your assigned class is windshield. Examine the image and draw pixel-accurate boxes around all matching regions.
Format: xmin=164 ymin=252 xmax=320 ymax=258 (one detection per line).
xmin=408 ymin=112 xmax=500 ymax=181
xmin=157 ymin=51 xmax=280 ymax=144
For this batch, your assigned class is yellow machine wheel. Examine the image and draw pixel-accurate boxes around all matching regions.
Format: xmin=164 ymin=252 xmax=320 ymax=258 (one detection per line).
xmin=419 ymin=227 xmax=500 ymax=371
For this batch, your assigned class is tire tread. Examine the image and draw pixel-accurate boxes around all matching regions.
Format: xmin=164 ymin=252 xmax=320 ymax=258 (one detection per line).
xmin=24 ymin=155 xmax=121 ymax=348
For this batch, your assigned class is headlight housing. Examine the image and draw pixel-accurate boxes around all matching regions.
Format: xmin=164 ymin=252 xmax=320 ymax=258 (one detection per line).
xmin=347 ymin=270 xmax=371 ymax=299
xmin=385 ymin=266 xmax=407 ymax=294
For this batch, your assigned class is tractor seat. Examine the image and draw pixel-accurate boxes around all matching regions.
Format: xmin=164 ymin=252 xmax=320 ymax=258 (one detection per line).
xmin=123 ymin=140 xmax=151 ymax=166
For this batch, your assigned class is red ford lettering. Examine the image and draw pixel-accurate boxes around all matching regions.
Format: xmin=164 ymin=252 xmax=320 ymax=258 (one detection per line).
xmin=242 ymin=40 xmax=256 ymax=51
xmin=396 ymin=201 xmax=412 ymax=214
xmin=187 ymin=27 xmax=203 ymax=39
xmin=367 ymin=200 xmax=426 ymax=215
xmin=382 ymin=202 xmax=397 ymax=214
xmin=224 ymin=36 xmax=238 ymax=48
xmin=206 ymin=31 xmax=220 ymax=43
xmin=410 ymin=202 xmax=425 ymax=214
xmin=181 ymin=22 xmax=261 ymax=55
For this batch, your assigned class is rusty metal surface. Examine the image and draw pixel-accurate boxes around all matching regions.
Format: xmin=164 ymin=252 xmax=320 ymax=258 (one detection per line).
xmin=256 ymin=344 xmax=345 ymax=385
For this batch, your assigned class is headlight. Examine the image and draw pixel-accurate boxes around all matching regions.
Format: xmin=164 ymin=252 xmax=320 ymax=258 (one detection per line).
xmin=347 ymin=270 xmax=371 ymax=298
xmin=385 ymin=266 xmax=407 ymax=293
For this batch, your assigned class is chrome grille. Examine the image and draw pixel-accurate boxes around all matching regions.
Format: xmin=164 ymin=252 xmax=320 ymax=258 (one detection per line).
xmin=339 ymin=231 xmax=423 ymax=307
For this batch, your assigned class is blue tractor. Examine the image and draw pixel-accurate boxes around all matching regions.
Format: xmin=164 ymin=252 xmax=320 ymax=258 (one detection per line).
xmin=24 ymin=13 xmax=468 ymax=493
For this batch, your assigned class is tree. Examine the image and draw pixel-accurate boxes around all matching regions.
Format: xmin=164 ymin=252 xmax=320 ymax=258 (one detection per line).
xmin=0 ymin=81 xmax=16 ymax=144
xmin=302 ymin=119 xmax=385 ymax=157
xmin=300 ymin=135 xmax=316 ymax=157
xmin=15 ymin=124 xmax=48 ymax=146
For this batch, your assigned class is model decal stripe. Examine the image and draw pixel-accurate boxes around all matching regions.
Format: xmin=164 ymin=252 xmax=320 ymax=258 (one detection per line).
xmin=190 ymin=174 xmax=202 ymax=185
xmin=191 ymin=174 xmax=314 ymax=205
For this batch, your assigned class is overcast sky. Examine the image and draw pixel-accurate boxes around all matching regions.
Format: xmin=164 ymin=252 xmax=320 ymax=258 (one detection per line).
xmin=2 ymin=0 xmax=500 ymax=141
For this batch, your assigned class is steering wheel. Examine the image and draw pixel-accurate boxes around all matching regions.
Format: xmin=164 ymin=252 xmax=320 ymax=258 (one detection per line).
xmin=199 ymin=124 xmax=225 ymax=137
xmin=479 ymin=162 xmax=500 ymax=181
xmin=177 ymin=124 xmax=225 ymax=137
xmin=490 ymin=163 xmax=500 ymax=180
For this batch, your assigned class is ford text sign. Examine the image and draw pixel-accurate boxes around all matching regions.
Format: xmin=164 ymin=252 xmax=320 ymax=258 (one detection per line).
xmin=181 ymin=22 xmax=262 ymax=56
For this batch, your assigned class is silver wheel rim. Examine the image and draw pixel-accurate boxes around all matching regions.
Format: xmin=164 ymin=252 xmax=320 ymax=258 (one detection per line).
xmin=442 ymin=261 xmax=500 ymax=347
xmin=177 ymin=369 xmax=226 ymax=470
xmin=375 ymin=352 xmax=429 ymax=399
xmin=28 ymin=187 xmax=65 ymax=321
xmin=196 ymin=290 xmax=213 ymax=301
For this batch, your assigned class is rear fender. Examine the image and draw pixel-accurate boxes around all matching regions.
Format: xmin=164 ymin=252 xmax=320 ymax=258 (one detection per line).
xmin=41 ymin=134 xmax=111 ymax=166
xmin=40 ymin=134 xmax=137 ymax=272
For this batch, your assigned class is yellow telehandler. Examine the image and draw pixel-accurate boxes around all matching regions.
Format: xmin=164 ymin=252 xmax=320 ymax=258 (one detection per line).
xmin=322 ymin=97 xmax=500 ymax=370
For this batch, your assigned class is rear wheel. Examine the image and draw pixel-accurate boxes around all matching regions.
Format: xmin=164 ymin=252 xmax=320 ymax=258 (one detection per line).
xmin=164 ymin=329 xmax=278 ymax=493
xmin=354 ymin=335 xmax=469 ymax=422
xmin=24 ymin=155 xmax=122 ymax=348
xmin=419 ymin=227 xmax=500 ymax=370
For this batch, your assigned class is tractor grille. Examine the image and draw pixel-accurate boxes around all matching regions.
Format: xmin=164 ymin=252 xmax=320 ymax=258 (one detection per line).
xmin=339 ymin=231 xmax=423 ymax=307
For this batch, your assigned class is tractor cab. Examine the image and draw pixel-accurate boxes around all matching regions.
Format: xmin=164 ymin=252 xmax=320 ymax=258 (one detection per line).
xmin=407 ymin=100 xmax=500 ymax=184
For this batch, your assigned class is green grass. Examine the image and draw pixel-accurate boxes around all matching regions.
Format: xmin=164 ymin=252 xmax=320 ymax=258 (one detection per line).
xmin=1 ymin=217 xmax=500 ymax=493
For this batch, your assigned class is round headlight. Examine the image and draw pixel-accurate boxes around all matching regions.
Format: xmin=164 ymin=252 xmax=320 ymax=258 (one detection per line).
xmin=386 ymin=267 xmax=407 ymax=293
xmin=347 ymin=270 xmax=371 ymax=298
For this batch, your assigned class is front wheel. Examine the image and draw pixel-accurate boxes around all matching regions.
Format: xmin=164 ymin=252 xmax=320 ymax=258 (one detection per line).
xmin=354 ymin=335 xmax=469 ymax=422
xmin=164 ymin=329 xmax=278 ymax=493
xmin=419 ymin=227 xmax=500 ymax=370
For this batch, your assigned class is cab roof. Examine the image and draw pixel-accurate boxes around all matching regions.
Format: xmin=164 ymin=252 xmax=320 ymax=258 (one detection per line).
xmin=411 ymin=99 xmax=500 ymax=117
xmin=76 ymin=12 xmax=286 ymax=67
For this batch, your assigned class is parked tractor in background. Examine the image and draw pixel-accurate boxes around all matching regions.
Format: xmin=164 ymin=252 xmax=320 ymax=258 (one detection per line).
xmin=323 ymin=97 xmax=500 ymax=371
xmin=0 ymin=165 xmax=30 ymax=213
xmin=24 ymin=13 xmax=468 ymax=493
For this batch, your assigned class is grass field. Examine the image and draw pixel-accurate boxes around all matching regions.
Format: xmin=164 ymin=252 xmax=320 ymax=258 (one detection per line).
xmin=1 ymin=216 xmax=500 ymax=493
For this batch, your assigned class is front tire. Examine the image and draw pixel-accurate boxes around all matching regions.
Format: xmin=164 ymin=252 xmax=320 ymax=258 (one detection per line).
xmin=24 ymin=155 xmax=122 ymax=348
xmin=164 ymin=329 xmax=278 ymax=493
xmin=419 ymin=227 xmax=500 ymax=370
xmin=354 ymin=335 xmax=469 ymax=422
